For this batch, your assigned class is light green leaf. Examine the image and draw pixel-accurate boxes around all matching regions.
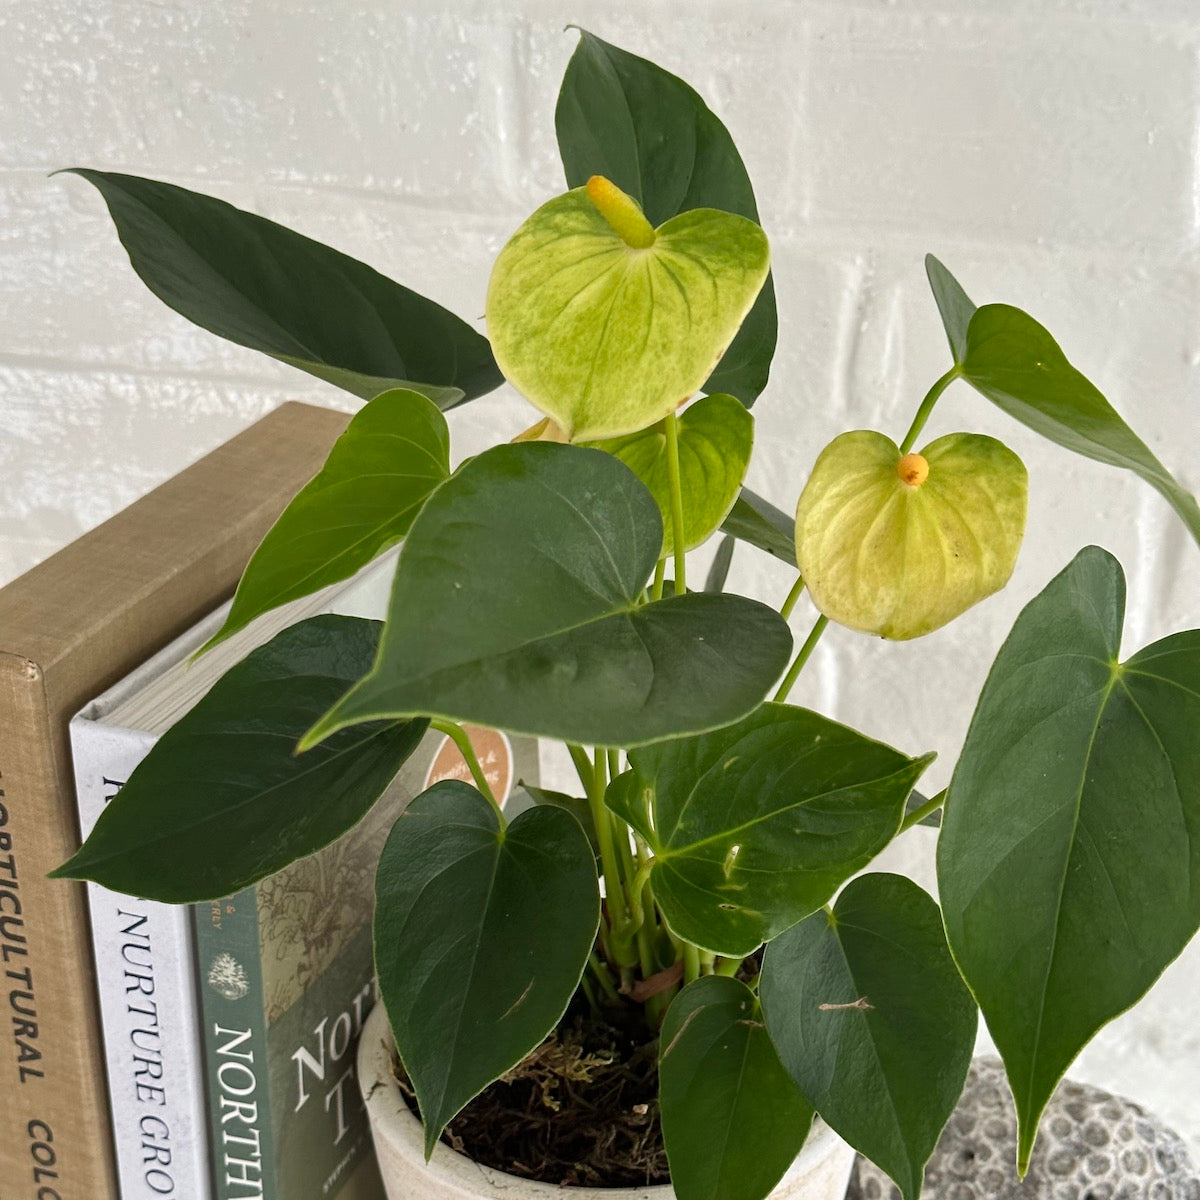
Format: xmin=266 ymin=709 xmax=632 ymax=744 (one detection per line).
xmin=938 ymin=545 xmax=1200 ymax=1170
xmin=611 ymin=702 xmax=934 ymax=956
xmin=925 ymin=254 xmax=977 ymax=365
xmin=795 ymin=430 xmax=1027 ymax=639
xmin=721 ymin=488 xmax=796 ymax=564
xmin=761 ymin=874 xmax=976 ymax=1200
xmin=555 ymin=28 xmax=777 ymax=406
xmin=660 ymin=976 xmax=814 ymax=1200
xmin=64 ymin=169 xmax=501 ymax=407
xmin=53 ymin=616 xmax=427 ymax=901
xmin=956 ymin=294 xmax=1200 ymax=546
xmin=374 ymin=781 xmax=599 ymax=1157
xmin=486 ymin=184 xmax=769 ymax=442
xmin=201 ymin=389 xmax=449 ymax=653
xmin=301 ymin=443 xmax=792 ymax=750
xmin=588 ymin=393 xmax=753 ymax=556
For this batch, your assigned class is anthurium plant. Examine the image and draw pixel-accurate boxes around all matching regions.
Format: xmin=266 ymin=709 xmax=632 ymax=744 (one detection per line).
xmin=54 ymin=29 xmax=1200 ymax=1200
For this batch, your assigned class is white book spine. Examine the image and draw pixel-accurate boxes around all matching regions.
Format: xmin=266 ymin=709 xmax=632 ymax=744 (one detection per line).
xmin=73 ymin=718 xmax=213 ymax=1200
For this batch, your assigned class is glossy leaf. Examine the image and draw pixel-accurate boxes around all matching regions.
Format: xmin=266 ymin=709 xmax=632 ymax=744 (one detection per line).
xmin=556 ymin=28 xmax=777 ymax=406
xmin=925 ymin=254 xmax=976 ymax=365
xmin=660 ymin=976 xmax=814 ymax=1200
xmin=54 ymin=616 xmax=427 ymax=901
xmin=65 ymin=169 xmax=501 ymax=407
xmin=589 ymin=393 xmax=754 ymax=556
xmin=938 ymin=545 xmax=1200 ymax=1170
xmin=201 ymin=389 xmax=450 ymax=653
xmin=302 ymin=443 xmax=792 ymax=750
xmin=487 ymin=185 xmax=769 ymax=441
xmin=761 ymin=874 xmax=976 ymax=1200
xmin=795 ymin=430 xmax=1027 ymax=639
xmin=374 ymin=781 xmax=599 ymax=1156
xmin=612 ymin=702 xmax=934 ymax=956
xmin=721 ymin=488 xmax=796 ymax=564
xmin=920 ymin=255 xmax=1200 ymax=546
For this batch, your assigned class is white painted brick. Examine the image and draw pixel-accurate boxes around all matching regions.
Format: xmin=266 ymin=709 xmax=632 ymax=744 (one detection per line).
xmin=798 ymin=7 xmax=1200 ymax=249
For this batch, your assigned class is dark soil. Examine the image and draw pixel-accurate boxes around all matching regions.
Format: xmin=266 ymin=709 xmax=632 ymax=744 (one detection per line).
xmin=393 ymin=1012 xmax=670 ymax=1187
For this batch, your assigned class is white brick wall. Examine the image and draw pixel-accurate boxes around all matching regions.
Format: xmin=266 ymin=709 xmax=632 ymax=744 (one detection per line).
xmin=4 ymin=0 xmax=1200 ymax=1159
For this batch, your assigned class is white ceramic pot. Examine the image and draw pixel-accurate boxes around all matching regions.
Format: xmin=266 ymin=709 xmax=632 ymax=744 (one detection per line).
xmin=356 ymin=1002 xmax=857 ymax=1200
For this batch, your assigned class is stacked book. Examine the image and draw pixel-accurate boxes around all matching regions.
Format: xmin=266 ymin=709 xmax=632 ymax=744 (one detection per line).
xmin=0 ymin=402 xmax=534 ymax=1200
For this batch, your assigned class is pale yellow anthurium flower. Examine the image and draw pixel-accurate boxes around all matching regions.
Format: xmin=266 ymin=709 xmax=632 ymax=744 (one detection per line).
xmin=486 ymin=177 xmax=769 ymax=443
xmin=795 ymin=430 xmax=1028 ymax=639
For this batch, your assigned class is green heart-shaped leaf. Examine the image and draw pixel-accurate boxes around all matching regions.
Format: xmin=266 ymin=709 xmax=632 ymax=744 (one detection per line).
xmin=374 ymin=781 xmax=599 ymax=1156
xmin=610 ymin=702 xmax=934 ymax=956
xmin=721 ymin=488 xmax=797 ymax=564
xmin=301 ymin=443 xmax=792 ymax=750
xmin=65 ymin=169 xmax=501 ymax=407
xmin=556 ymin=28 xmax=778 ymax=406
xmin=761 ymin=874 xmax=977 ymax=1200
xmin=938 ymin=545 xmax=1200 ymax=1170
xmin=486 ymin=183 xmax=769 ymax=442
xmin=53 ymin=616 xmax=427 ymax=901
xmin=926 ymin=258 xmax=1200 ymax=547
xmin=795 ymin=430 xmax=1028 ymax=639
xmin=588 ymin=393 xmax=753 ymax=556
xmin=925 ymin=254 xmax=976 ymax=365
xmin=660 ymin=976 xmax=814 ymax=1200
xmin=201 ymin=389 xmax=450 ymax=653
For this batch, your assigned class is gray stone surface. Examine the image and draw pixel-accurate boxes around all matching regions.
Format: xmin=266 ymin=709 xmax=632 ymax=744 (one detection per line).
xmin=847 ymin=1057 xmax=1200 ymax=1200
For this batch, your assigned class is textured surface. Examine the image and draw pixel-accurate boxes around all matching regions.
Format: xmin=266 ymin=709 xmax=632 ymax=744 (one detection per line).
xmin=849 ymin=1057 xmax=1200 ymax=1200
xmin=4 ymin=0 xmax=1200 ymax=1156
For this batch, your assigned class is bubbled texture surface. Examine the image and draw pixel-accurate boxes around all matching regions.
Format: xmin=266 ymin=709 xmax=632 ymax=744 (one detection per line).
xmin=849 ymin=1058 xmax=1200 ymax=1200
xmin=3 ymin=0 xmax=1200 ymax=1155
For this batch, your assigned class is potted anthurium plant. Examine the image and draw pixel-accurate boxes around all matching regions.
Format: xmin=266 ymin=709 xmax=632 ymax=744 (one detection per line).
xmin=54 ymin=28 xmax=1200 ymax=1200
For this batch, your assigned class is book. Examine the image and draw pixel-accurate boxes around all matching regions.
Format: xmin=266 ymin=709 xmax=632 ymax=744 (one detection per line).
xmin=0 ymin=401 xmax=351 ymax=1199
xmin=195 ymin=719 xmax=535 ymax=1200
xmin=70 ymin=559 xmax=397 ymax=1200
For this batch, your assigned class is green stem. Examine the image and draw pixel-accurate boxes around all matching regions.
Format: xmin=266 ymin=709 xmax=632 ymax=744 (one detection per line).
xmin=773 ymin=615 xmax=830 ymax=703
xmin=607 ymin=747 xmax=622 ymax=781
xmin=898 ymin=366 xmax=960 ymax=455
xmin=664 ymin=413 xmax=687 ymax=596
xmin=714 ymin=955 xmax=744 ymax=977
xmin=430 ymin=719 xmax=501 ymax=820
xmin=899 ymin=788 xmax=947 ymax=833
xmin=683 ymin=942 xmax=701 ymax=985
xmin=651 ymin=557 xmax=667 ymax=602
xmin=589 ymin=749 xmax=635 ymax=965
xmin=588 ymin=950 xmax=621 ymax=1004
xmin=780 ymin=574 xmax=806 ymax=619
xmin=567 ymin=743 xmax=594 ymax=794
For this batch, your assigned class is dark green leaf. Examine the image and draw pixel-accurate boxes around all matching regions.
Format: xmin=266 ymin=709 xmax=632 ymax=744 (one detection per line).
xmin=705 ymin=535 xmax=736 ymax=594
xmin=374 ymin=781 xmax=599 ymax=1156
xmin=660 ymin=976 xmax=814 ymax=1200
xmin=301 ymin=444 xmax=793 ymax=750
xmin=64 ymin=169 xmax=501 ymax=407
xmin=516 ymin=782 xmax=598 ymax=854
xmin=938 ymin=545 xmax=1200 ymax=1170
xmin=721 ymin=488 xmax=796 ymax=564
xmin=555 ymin=29 xmax=776 ymax=406
xmin=201 ymin=389 xmax=449 ymax=653
xmin=54 ymin=616 xmax=427 ymax=901
xmin=960 ymin=302 xmax=1200 ymax=546
xmin=925 ymin=255 xmax=977 ymax=365
xmin=613 ymin=703 xmax=934 ymax=956
xmin=761 ymin=874 xmax=976 ymax=1200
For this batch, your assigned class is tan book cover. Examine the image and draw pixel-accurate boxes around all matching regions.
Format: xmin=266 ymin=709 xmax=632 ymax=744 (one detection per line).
xmin=0 ymin=401 xmax=350 ymax=1200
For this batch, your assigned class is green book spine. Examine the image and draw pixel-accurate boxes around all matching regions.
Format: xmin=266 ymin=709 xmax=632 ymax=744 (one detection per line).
xmin=194 ymin=886 xmax=279 ymax=1200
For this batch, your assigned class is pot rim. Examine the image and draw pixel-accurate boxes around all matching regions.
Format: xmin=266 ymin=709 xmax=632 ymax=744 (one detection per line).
xmin=356 ymin=999 xmax=850 ymax=1200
